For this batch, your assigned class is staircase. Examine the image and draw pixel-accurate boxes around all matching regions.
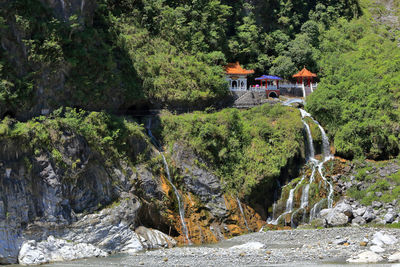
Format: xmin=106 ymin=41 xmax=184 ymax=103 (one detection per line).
xmin=231 ymin=91 xmax=265 ymax=108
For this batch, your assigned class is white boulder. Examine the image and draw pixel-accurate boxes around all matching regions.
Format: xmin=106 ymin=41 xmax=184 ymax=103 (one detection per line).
xmin=372 ymin=232 xmax=398 ymax=246
xmin=389 ymin=252 xmax=400 ymax=262
xmin=347 ymin=251 xmax=383 ymax=263
xmin=230 ymin=242 xmax=265 ymax=250
xmin=18 ymin=236 xmax=107 ymax=265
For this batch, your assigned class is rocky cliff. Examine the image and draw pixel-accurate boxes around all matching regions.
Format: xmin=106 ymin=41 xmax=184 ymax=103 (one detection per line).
xmin=0 ymin=110 xmax=269 ymax=265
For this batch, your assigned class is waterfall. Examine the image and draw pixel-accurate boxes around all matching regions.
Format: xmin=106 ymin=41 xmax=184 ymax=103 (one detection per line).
xmin=268 ymin=101 xmax=334 ymax=227
xmin=285 ymin=189 xmax=295 ymax=212
xmin=300 ymin=184 xmax=310 ymax=209
xmin=236 ymin=197 xmax=251 ymax=232
xmin=146 ymin=119 xmax=191 ymax=244
xmin=5 ymin=168 xmax=11 ymax=179
xmin=317 ymin=161 xmax=334 ymax=208
xmin=272 ymin=203 xmax=277 ymax=220
xmin=81 ymin=0 xmax=85 ymax=13
xmin=60 ymin=0 xmax=65 ymax=11
xmin=309 ymin=199 xmax=325 ymax=222
xmin=302 ymin=83 xmax=306 ymax=99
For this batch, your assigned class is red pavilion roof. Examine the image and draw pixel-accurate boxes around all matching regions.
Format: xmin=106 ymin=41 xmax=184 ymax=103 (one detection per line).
xmin=293 ymin=67 xmax=317 ymax=78
xmin=225 ymin=62 xmax=254 ymax=75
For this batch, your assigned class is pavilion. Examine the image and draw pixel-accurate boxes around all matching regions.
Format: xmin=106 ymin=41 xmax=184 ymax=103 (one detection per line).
xmin=225 ymin=62 xmax=254 ymax=91
xmin=254 ymin=75 xmax=282 ymax=98
xmin=292 ymin=67 xmax=317 ymax=98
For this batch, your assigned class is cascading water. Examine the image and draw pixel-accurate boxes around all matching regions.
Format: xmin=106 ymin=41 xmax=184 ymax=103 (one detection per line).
xmin=146 ymin=119 xmax=191 ymax=244
xmin=5 ymin=168 xmax=11 ymax=179
xmin=285 ymin=189 xmax=295 ymax=212
xmin=236 ymin=197 xmax=251 ymax=232
xmin=269 ymin=101 xmax=334 ymax=226
xmin=81 ymin=0 xmax=85 ymax=13
xmin=300 ymin=184 xmax=310 ymax=209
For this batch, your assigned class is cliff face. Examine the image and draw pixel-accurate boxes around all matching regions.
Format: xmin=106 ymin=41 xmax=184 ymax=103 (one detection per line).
xmin=0 ymin=0 xmax=142 ymax=120
xmin=38 ymin=0 xmax=97 ymax=23
xmin=0 ymin=113 xmax=269 ymax=264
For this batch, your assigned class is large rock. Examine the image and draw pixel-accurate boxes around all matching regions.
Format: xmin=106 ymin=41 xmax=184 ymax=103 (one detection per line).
xmin=353 ymin=207 xmax=366 ymax=217
xmin=384 ymin=212 xmax=397 ymax=223
xmin=333 ymin=202 xmax=353 ymax=217
xmin=18 ymin=236 xmax=108 ymax=265
xmin=320 ymin=208 xmax=349 ymax=227
xmin=372 ymin=232 xmax=398 ymax=246
xmin=171 ymin=143 xmax=228 ymax=218
xmin=362 ymin=208 xmax=377 ymax=222
xmin=389 ymin=252 xmax=400 ymax=262
xmin=352 ymin=216 xmax=366 ymax=226
xmin=61 ymin=197 xmax=176 ymax=253
xmin=347 ymin=251 xmax=383 ymax=263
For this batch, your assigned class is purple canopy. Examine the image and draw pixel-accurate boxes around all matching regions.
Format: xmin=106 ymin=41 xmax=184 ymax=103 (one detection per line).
xmin=255 ymin=75 xmax=282 ymax=80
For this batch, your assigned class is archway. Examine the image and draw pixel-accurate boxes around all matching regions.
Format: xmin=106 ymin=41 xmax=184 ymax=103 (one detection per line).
xmin=268 ymin=92 xmax=278 ymax=98
xmin=232 ymin=81 xmax=237 ymax=88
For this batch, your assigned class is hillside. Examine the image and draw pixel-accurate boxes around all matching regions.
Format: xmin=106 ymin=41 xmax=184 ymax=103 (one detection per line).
xmin=0 ymin=0 xmax=360 ymax=118
xmin=1 ymin=0 xmax=400 ymax=265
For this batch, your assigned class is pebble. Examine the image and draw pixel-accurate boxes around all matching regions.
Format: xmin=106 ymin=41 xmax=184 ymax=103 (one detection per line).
xmin=51 ymin=228 xmax=400 ymax=266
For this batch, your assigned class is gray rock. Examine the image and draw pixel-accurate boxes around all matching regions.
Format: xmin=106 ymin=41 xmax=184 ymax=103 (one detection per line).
xmin=372 ymin=201 xmax=383 ymax=209
xmin=375 ymin=192 xmax=383 ymax=197
xmin=353 ymin=207 xmax=366 ymax=217
xmin=389 ymin=252 xmax=400 ymax=262
xmin=352 ymin=216 xmax=366 ymax=225
xmin=384 ymin=212 xmax=397 ymax=223
xmin=334 ymin=202 xmax=353 ymax=218
xmin=320 ymin=208 xmax=349 ymax=227
xmin=327 ymin=212 xmax=349 ymax=226
xmin=171 ymin=143 xmax=228 ymax=218
xmin=372 ymin=231 xmax=398 ymax=246
xmin=18 ymin=236 xmax=108 ymax=265
xmin=371 ymin=218 xmax=386 ymax=225
xmin=347 ymin=251 xmax=383 ymax=263
xmin=362 ymin=208 xmax=377 ymax=222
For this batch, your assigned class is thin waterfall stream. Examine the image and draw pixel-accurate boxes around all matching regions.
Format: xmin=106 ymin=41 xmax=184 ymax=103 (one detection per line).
xmin=146 ymin=119 xmax=191 ymax=244
xmin=236 ymin=197 xmax=251 ymax=232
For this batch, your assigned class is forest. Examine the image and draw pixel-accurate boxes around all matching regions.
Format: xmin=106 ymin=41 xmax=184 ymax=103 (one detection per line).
xmin=0 ymin=0 xmax=399 ymax=159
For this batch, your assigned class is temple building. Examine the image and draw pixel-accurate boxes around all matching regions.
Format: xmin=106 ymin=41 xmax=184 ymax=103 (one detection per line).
xmin=225 ymin=62 xmax=254 ymax=91
xmin=293 ymin=67 xmax=317 ymax=98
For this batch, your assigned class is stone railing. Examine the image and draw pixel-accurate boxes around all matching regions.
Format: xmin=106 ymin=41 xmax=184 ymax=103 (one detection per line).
xmin=229 ymin=83 xmax=318 ymax=92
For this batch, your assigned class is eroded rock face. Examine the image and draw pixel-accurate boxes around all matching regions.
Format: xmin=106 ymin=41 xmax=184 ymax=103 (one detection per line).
xmin=0 ymin=130 xmax=265 ymax=264
xmin=0 ymin=132 xmax=146 ymax=263
xmin=39 ymin=0 xmax=97 ymax=23
xmin=171 ymin=143 xmax=228 ymax=219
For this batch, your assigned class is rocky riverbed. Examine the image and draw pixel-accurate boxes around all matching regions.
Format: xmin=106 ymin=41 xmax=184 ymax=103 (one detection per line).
xmin=38 ymin=227 xmax=400 ymax=266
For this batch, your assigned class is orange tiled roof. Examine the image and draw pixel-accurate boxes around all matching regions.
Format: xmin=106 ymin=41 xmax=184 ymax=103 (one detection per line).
xmin=293 ymin=67 xmax=317 ymax=78
xmin=225 ymin=62 xmax=254 ymax=75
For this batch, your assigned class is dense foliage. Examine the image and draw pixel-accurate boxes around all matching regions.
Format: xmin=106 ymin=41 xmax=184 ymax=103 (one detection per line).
xmin=0 ymin=108 xmax=149 ymax=165
xmin=161 ymin=104 xmax=304 ymax=195
xmin=0 ymin=0 xmax=360 ymax=114
xmin=306 ymin=4 xmax=400 ymax=159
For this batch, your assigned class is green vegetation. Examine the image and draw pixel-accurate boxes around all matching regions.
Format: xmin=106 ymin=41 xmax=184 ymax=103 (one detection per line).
xmin=346 ymin=161 xmax=400 ymax=206
xmin=0 ymin=108 xmax=149 ymax=167
xmin=161 ymin=104 xmax=304 ymax=195
xmin=306 ymin=2 xmax=400 ymax=160
xmin=0 ymin=0 xmax=361 ymax=115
